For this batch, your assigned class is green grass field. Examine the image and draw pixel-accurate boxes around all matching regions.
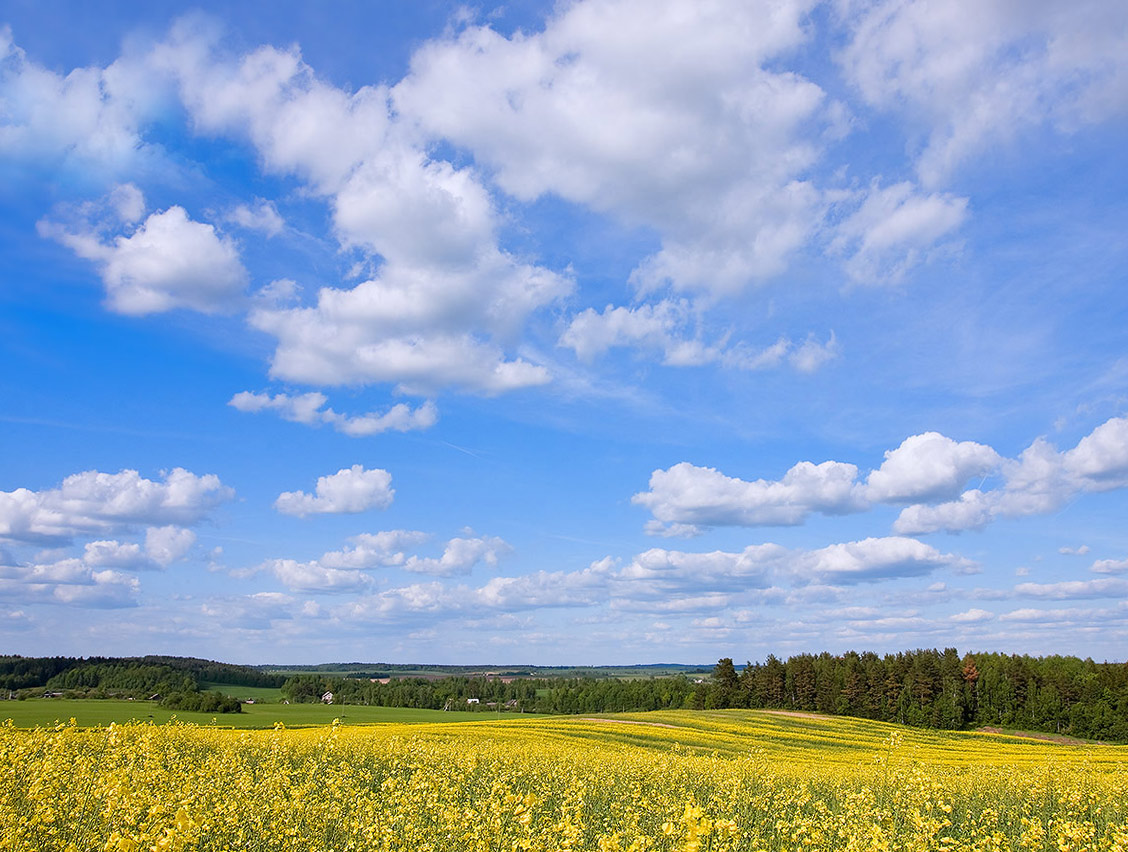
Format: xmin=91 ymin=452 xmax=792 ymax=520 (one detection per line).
xmin=0 ymin=698 xmax=543 ymax=728
xmin=197 ymin=682 xmax=285 ymax=702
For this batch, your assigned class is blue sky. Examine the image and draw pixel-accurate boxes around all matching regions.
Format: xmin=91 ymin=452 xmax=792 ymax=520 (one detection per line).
xmin=2 ymin=0 xmax=1127 ymax=665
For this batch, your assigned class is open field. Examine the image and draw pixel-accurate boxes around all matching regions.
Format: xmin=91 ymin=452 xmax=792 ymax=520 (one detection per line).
xmin=197 ymin=682 xmax=285 ymax=702
xmin=2 ymin=709 xmax=1126 ymax=851
xmin=0 ymin=698 xmax=529 ymax=728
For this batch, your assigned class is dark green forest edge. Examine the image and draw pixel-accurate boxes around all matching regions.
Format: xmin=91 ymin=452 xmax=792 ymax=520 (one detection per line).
xmin=2 ymin=649 xmax=1127 ymax=741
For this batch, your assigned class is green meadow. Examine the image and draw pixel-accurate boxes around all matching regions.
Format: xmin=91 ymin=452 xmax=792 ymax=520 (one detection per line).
xmin=0 ymin=698 xmax=542 ymax=728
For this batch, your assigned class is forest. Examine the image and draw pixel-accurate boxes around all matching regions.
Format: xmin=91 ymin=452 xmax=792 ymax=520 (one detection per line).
xmin=709 ymin=649 xmax=1128 ymax=741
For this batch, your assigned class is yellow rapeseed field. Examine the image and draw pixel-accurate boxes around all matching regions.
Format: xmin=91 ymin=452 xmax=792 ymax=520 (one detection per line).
xmin=2 ymin=709 xmax=1126 ymax=851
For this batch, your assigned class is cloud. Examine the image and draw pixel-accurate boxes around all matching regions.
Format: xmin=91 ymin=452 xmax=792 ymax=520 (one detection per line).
xmin=559 ymin=299 xmax=836 ymax=374
xmin=403 ymin=534 xmax=512 ymax=577
xmin=274 ymin=465 xmax=394 ymax=517
xmin=894 ymin=491 xmax=995 ymax=535
xmin=229 ymin=391 xmax=438 ymax=436
xmin=39 ymin=192 xmax=248 ymax=315
xmin=265 ymin=558 xmax=371 ymax=594
xmin=2 ymin=528 xmax=192 ymax=599
xmin=263 ymin=529 xmax=509 ymax=591
xmin=253 ymin=278 xmax=301 ymax=306
xmin=1091 ymin=558 xmax=1128 ymax=575
xmin=227 ymin=199 xmax=284 ymax=236
xmin=614 ymin=544 xmax=788 ymax=595
xmin=633 ymin=459 xmax=866 ymax=533
xmin=1066 ymin=415 xmax=1128 ymax=488
xmin=250 ymin=303 xmax=558 ymax=397
xmin=950 ymin=608 xmax=994 ymax=623
xmin=229 ymin=390 xmax=329 ymax=424
xmin=199 ymin=591 xmax=303 ymax=628
xmin=1059 ymin=545 xmax=1091 ymax=555
xmin=318 ymin=530 xmax=429 ymax=569
xmin=635 ymin=427 xmax=1014 ymax=534
xmin=82 ymin=540 xmax=151 ymax=570
xmin=560 ymin=300 xmax=719 ymax=366
xmin=837 ymin=0 xmax=1128 ymax=185
xmin=0 ymin=27 xmax=161 ymax=174
xmin=337 ymin=564 xmax=611 ymax=622
xmin=144 ymin=525 xmax=196 ymax=567
xmin=395 ymin=0 xmax=830 ymax=297
xmin=865 ymin=432 xmax=1000 ymax=503
xmin=0 ymin=468 xmax=233 ymax=543
xmin=895 ymin=415 xmax=1128 ymax=534
xmin=830 ymin=181 xmax=968 ymax=284
xmin=151 ymin=23 xmax=570 ymax=395
xmin=797 ymin=536 xmax=975 ymax=583
xmin=789 ymin=332 xmax=840 ymax=373
xmin=999 ymin=605 xmax=1128 ymax=624
xmin=1013 ymin=578 xmax=1128 ymax=599
xmin=332 ymin=534 xmax=965 ymax=625
xmin=0 ymin=557 xmax=139 ymax=609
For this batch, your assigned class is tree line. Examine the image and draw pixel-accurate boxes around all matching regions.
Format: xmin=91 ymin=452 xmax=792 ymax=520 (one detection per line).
xmin=706 ymin=649 xmax=1128 ymax=741
xmin=280 ymin=671 xmax=698 ymax=713
xmin=0 ymin=655 xmax=285 ymax=692
xmin=0 ymin=654 xmax=282 ymax=712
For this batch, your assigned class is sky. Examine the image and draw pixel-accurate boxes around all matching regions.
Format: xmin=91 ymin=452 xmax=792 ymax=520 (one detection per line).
xmin=1 ymin=0 xmax=1127 ymax=666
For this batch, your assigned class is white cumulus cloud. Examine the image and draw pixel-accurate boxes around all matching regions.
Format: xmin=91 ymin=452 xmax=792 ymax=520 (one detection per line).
xmin=403 ymin=534 xmax=512 ymax=577
xmin=144 ymin=525 xmax=196 ymax=567
xmin=865 ymin=432 xmax=1000 ymax=503
xmin=151 ymin=23 xmax=570 ymax=395
xmin=895 ymin=415 xmax=1128 ymax=534
xmin=0 ymin=468 xmax=233 ymax=543
xmin=395 ymin=0 xmax=829 ymax=297
xmin=274 ymin=465 xmax=394 ymax=517
xmin=40 ymin=194 xmax=248 ymax=315
xmin=633 ymin=459 xmax=866 ymax=533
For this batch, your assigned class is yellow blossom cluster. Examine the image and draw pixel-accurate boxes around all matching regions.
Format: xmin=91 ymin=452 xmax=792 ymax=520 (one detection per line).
xmin=1 ymin=710 xmax=1126 ymax=851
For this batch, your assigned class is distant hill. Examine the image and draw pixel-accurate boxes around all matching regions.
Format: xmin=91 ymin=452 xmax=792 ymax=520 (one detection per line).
xmin=0 ymin=654 xmax=286 ymax=693
xmin=256 ymin=662 xmax=711 ymax=679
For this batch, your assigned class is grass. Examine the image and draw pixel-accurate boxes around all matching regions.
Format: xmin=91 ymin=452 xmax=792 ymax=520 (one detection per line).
xmin=197 ymin=682 xmax=285 ymax=702
xmin=0 ymin=698 xmax=545 ymax=728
